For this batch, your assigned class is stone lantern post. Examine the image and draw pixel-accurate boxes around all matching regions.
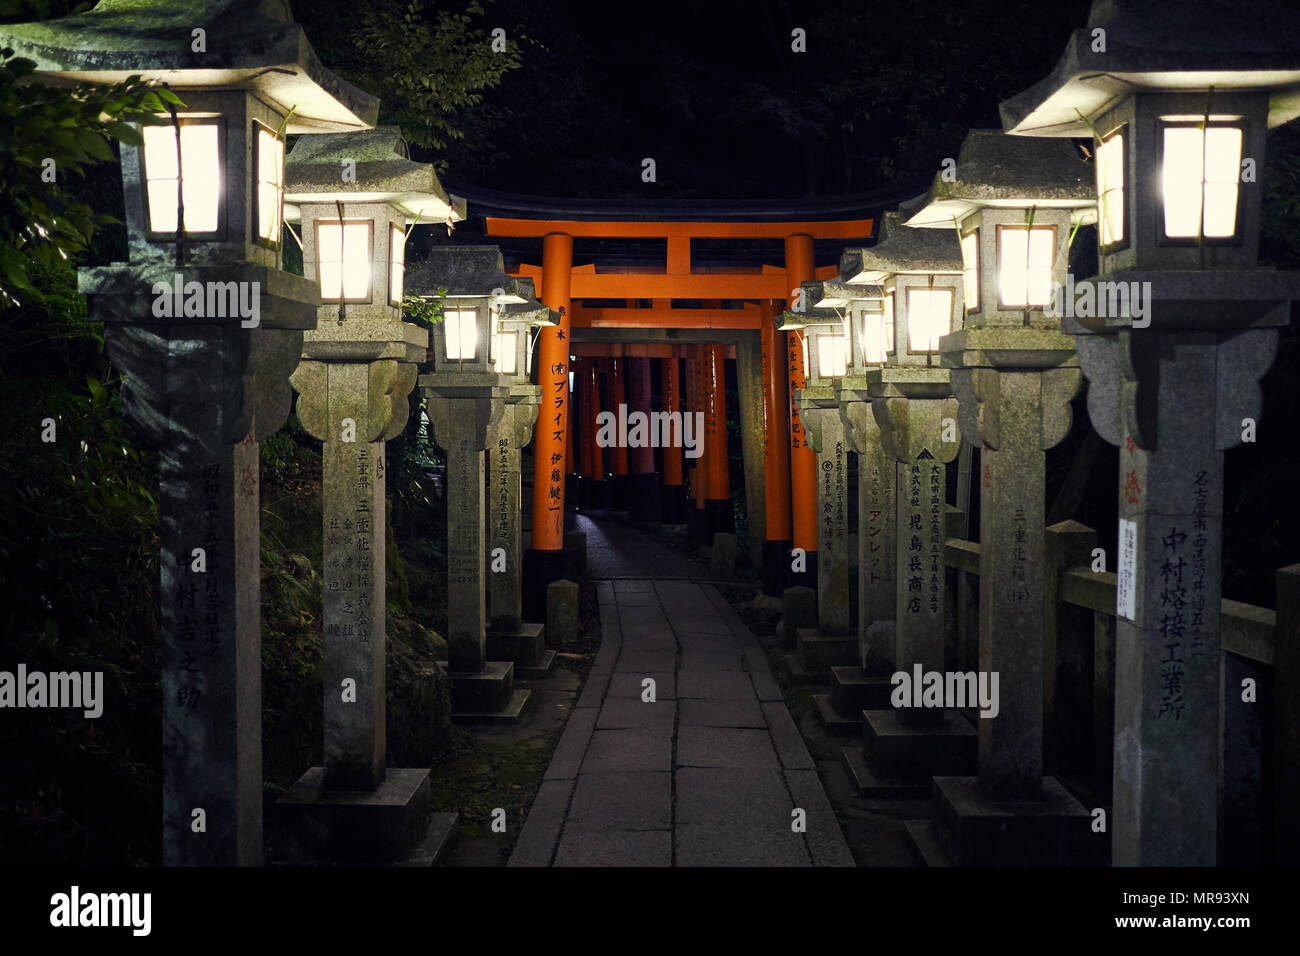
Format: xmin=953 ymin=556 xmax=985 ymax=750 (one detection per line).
xmin=274 ymin=128 xmax=463 ymax=862
xmin=411 ymin=246 xmax=530 ymax=722
xmin=0 ymin=0 xmax=378 ymax=866
xmin=905 ymin=129 xmax=1098 ymax=864
xmin=779 ymin=297 xmax=853 ymax=678
xmin=485 ymin=282 xmax=559 ymax=679
xmin=1001 ymin=0 xmax=1300 ymax=865
xmin=829 ymin=215 xmax=976 ymax=794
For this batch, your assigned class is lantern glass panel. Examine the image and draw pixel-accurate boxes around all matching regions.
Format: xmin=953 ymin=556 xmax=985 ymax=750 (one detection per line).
xmin=254 ymin=124 xmax=284 ymax=244
xmin=388 ymin=224 xmax=405 ymax=307
xmin=817 ymin=318 xmax=850 ymax=378
xmin=494 ymin=328 xmax=518 ymax=375
xmin=906 ymin=287 xmax=952 ymax=352
xmin=1162 ymin=124 xmax=1242 ymax=239
xmin=316 ymin=220 xmax=372 ymax=301
xmin=998 ymin=226 xmax=1054 ymax=308
xmin=444 ymin=307 xmax=479 ymax=360
xmin=143 ymin=121 xmax=221 ymax=234
xmin=859 ymin=304 xmax=893 ymax=365
xmin=961 ymin=230 xmax=980 ymax=310
xmin=1096 ymin=130 xmax=1125 ymax=246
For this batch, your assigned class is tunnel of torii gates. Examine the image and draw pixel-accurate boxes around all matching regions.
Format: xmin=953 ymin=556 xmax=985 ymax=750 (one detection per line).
xmin=486 ymin=213 xmax=878 ymax=617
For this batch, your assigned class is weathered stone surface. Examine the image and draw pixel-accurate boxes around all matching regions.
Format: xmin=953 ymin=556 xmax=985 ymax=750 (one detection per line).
xmin=842 ymin=400 xmax=897 ymax=675
xmin=710 ymin=532 xmax=739 ymax=574
xmin=802 ymin=407 xmax=851 ymax=635
xmin=487 ymin=401 xmax=539 ymax=632
xmin=547 ymin=579 xmax=580 ymax=645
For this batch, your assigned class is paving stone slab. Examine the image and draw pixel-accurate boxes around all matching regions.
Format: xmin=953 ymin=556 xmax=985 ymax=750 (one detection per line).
xmin=676 ymin=767 xmax=793 ymax=826
xmin=678 ymin=698 xmax=765 ymax=728
xmin=606 ymin=671 xmax=675 ymax=699
xmin=565 ymin=770 xmax=672 ymax=831
xmin=596 ymin=698 xmax=677 ymax=732
xmin=679 ymin=648 xmax=745 ymax=672
xmin=555 ymin=828 xmax=672 ymax=867
xmin=677 ymin=670 xmax=754 ymax=700
xmin=582 ymin=728 xmax=673 ymax=772
xmin=675 ymin=824 xmax=811 ymax=867
xmin=673 ymin=618 xmax=734 ymax=636
xmin=677 ymin=726 xmax=779 ymax=769
xmin=543 ymin=707 xmax=599 ymax=781
xmin=762 ymin=701 xmax=817 ymax=770
xmin=508 ymin=779 xmax=575 ymax=867
xmin=616 ymin=650 xmax=678 ymax=673
xmin=574 ymin=670 xmax=610 ymax=711
xmin=784 ymin=768 xmax=856 ymax=867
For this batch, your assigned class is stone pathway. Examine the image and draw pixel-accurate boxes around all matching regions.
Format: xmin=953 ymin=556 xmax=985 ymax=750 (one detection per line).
xmin=510 ymin=519 xmax=854 ymax=865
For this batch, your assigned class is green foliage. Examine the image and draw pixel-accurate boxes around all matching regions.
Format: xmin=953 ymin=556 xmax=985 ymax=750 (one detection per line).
xmin=401 ymin=286 xmax=447 ymax=331
xmin=0 ymin=48 xmax=180 ymax=308
xmin=343 ymin=0 xmax=522 ymax=166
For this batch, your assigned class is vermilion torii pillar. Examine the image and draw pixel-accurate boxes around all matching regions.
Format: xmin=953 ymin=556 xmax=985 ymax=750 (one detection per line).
xmin=606 ymin=355 xmax=630 ymax=511
xmin=626 ymin=356 xmax=658 ymax=521
xmin=661 ymin=351 xmax=688 ymax=524
xmin=704 ymin=343 xmax=731 ymax=541
xmin=786 ymin=234 xmax=818 ymax=589
xmin=524 ymin=232 xmax=573 ymax=621
xmin=760 ymin=299 xmax=793 ymax=595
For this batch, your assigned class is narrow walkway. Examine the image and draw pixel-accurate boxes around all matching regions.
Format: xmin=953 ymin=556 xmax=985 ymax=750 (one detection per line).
xmin=510 ymin=517 xmax=853 ymax=866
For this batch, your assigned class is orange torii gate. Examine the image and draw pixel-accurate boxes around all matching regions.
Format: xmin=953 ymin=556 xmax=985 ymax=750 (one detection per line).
xmin=486 ymin=216 xmax=874 ymax=605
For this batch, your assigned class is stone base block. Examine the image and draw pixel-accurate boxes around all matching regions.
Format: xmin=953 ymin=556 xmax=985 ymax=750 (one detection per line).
xmin=813 ymin=694 xmax=860 ymax=736
xmin=276 ymin=766 xmax=432 ymax=864
xmin=796 ymin=627 xmax=858 ymax=674
xmin=862 ymin=708 xmax=977 ymax=780
xmin=840 ymin=745 xmax=931 ymax=798
xmin=787 ymin=550 xmax=816 ymax=593
xmin=782 ymin=651 xmax=822 ymax=685
xmin=444 ymin=660 xmax=517 ymax=714
xmin=563 ymin=532 xmax=587 ymax=581
xmin=829 ymin=665 xmax=893 ymax=716
xmin=515 ymin=649 xmax=556 ymax=680
xmin=395 ymin=811 xmax=459 ymax=867
xmin=486 ymin=621 xmax=546 ymax=667
xmin=450 ymin=688 xmax=532 ymax=726
xmin=931 ymin=775 xmax=1098 ymax=867
xmin=903 ymin=819 xmax=953 ymax=867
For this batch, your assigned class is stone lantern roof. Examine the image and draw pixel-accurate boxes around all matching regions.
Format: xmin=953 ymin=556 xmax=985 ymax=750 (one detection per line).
xmin=1001 ymin=0 xmax=1300 ymax=137
xmin=903 ymin=130 xmax=1096 ymax=229
xmin=840 ymin=210 xmax=962 ymax=283
xmin=0 ymin=0 xmax=378 ymax=132
xmin=404 ymin=245 xmax=527 ymax=301
xmin=500 ymin=278 xmax=559 ymax=327
xmin=778 ymin=282 xmax=842 ymax=330
xmin=284 ymin=128 xmax=466 ymax=224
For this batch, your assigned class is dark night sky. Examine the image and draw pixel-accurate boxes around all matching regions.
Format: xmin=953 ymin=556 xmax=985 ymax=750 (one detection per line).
xmin=295 ymin=0 xmax=1101 ymax=203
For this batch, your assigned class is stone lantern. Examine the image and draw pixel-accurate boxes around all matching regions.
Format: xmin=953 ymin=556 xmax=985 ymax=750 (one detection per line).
xmin=905 ymin=129 xmax=1097 ymax=864
xmin=274 ymin=128 xmax=463 ymax=862
xmin=828 ymin=213 xmax=975 ymax=795
xmin=0 ymin=0 xmax=378 ymax=867
xmin=779 ymin=296 xmax=853 ymax=675
xmin=410 ymin=246 xmax=530 ymax=722
xmin=485 ymin=282 xmax=559 ymax=679
xmin=1001 ymin=0 xmax=1300 ymax=866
